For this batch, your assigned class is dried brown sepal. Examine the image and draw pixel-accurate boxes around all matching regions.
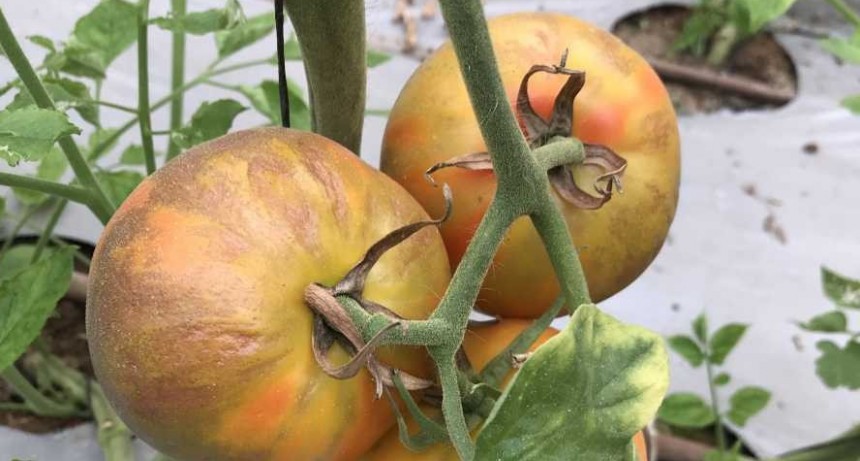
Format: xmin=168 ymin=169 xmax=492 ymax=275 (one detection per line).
xmin=333 ymin=184 xmax=452 ymax=297
xmin=517 ymin=63 xmax=585 ymax=147
xmin=547 ymin=143 xmax=627 ymax=210
xmin=424 ymin=153 xmax=493 ymax=185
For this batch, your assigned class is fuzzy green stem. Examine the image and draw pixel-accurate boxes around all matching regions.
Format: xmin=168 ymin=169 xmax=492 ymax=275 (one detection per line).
xmin=31 ymin=199 xmax=68 ymax=263
xmin=827 ymin=0 xmax=860 ymax=27
xmin=0 ymin=173 xmax=94 ymax=206
xmin=337 ymin=295 xmax=448 ymax=346
xmin=534 ymin=137 xmax=585 ymax=171
xmin=137 ymin=0 xmax=156 ymax=175
xmin=706 ymin=360 xmax=728 ymax=452
xmin=434 ymin=354 xmax=474 ymax=460
xmin=707 ymin=23 xmax=739 ymax=67
xmin=284 ymin=0 xmax=366 ymax=155
xmin=531 ymin=205 xmax=592 ymax=310
xmin=0 ymin=7 xmax=114 ymax=225
xmin=166 ymin=0 xmax=187 ymax=160
xmin=1 ymin=366 xmax=80 ymax=417
xmin=91 ymin=382 xmax=135 ymax=461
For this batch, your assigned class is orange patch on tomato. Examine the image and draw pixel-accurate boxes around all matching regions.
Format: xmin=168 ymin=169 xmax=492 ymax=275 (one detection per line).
xmin=574 ymin=106 xmax=625 ymax=147
xmin=219 ymin=373 xmax=297 ymax=451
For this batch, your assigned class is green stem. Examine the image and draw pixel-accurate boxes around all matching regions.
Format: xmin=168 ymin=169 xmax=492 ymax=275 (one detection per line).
xmin=531 ymin=205 xmax=592 ymax=310
xmin=337 ymin=295 xmax=447 ymax=346
xmin=0 ymin=402 xmax=29 ymax=412
xmin=534 ymin=137 xmax=585 ymax=171
xmin=137 ymin=0 xmax=156 ymax=175
xmin=31 ymin=199 xmax=68 ymax=263
xmin=0 ymin=173 xmax=94 ymax=206
xmin=0 ymin=7 xmax=114 ymax=225
xmin=166 ymin=0 xmax=187 ymax=161
xmin=93 ymin=100 xmax=139 ymax=115
xmin=706 ymin=360 xmax=728 ymax=452
xmin=707 ymin=23 xmax=739 ymax=67
xmin=284 ymin=0 xmax=367 ymax=155
xmin=827 ymin=0 xmax=860 ymax=27
xmin=0 ymin=204 xmax=39 ymax=262
xmin=1 ymin=366 xmax=80 ymax=417
xmin=91 ymin=382 xmax=135 ymax=461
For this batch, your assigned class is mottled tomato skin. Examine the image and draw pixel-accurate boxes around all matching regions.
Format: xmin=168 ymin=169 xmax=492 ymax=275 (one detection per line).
xmin=86 ymin=128 xmax=451 ymax=460
xmin=381 ymin=13 xmax=680 ymax=318
xmin=362 ymin=320 xmax=652 ymax=460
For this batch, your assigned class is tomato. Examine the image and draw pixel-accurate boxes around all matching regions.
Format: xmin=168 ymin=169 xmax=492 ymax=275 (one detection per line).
xmin=361 ymin=320 xmax=650 ymax=460
xmin=381 ymin=12 xmax=680 ymax=318
xmin=86 ymin=128 xmax=451 ymax=460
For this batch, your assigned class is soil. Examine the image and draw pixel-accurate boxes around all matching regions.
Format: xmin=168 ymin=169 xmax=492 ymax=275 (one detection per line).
xmin=612 ymin=4 xmax=798 ymax=114
xmin=0 ymin=237 xmax=94 ymax=434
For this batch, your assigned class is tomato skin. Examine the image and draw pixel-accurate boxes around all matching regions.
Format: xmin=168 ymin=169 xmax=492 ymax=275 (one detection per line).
xmin=362 ymin=320 xmax=651 ymax=460
xmin=86 ymin=128 xmax=451 ymax=460
xmin=381 ymin=13 xmax=680 ymax=318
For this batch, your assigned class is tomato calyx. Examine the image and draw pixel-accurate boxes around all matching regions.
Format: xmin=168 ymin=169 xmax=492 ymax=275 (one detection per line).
xmin=424 ymin=52 xmax=628 ymax=210
xmin=303 ymin=187 xmax=454 ymax=397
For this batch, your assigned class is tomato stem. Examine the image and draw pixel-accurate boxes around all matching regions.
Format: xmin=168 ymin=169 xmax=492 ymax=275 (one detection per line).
xmin=0 ymin=6 xmax=115 ymax=224
xmin=166 ymin=0 xmax=187 ymax=160
xmin=137 ymin=0 xmax=157 ymax=175
xmin=283 ymin=0 xmax=367 ymax=155
xmin=0 ymin=173 xmax=95 ymax=207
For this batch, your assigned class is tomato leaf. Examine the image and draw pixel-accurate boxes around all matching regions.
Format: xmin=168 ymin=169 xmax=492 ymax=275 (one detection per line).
xmin=798 ymin=310 xmax=848 ymax=333
xmin=474 ymin=305 xmax=669 ymax=460
xmin=730 ymin=0 xmax=797 ymax=36
xmin=9 ymin=77 xmax=99 ymax=127
xmin=151 ymin=0 xmax=243 ymax=35
xmin=47 ymin=0 xmax=138 ymax=79
xmin=95 ymin=170 xmax=144 ymax=208
xmin=727 ymin=386 xmax=770 ymax=427
xmin=0 ymin=108 xmax=80 ymax=166
xmin=119 ymin=144 xmax=146 ymax=165
xmin=0 ymin=245 xmax=39 ymax=282
xmin=237 ymin=81 xmax=310 ymax=130
xmin=87 ymin=128 xmax=120 ymax=161
xmin=708 ymin=323 xmax=748 ymax=365
xmin=714 ymin=372 xmax=731 ymax=386
xmin=693 ymin=313 xmax=709 ymax=343
xmin=0 ymin=246 xmax=74 ymax=373
xmin=822 ymin=267 xmax=860 ymax=309
xmin=815 ymin=340 xmax=860 ymax=390
xmin=777 ymin=425 xmax=860 ymax=460
xmin=269 ymin=34 xmax=303 ymax=63
xmin=673 ymin=7 xmax=727 ymax=56
xmin=215 ymin=13 xmax=274 ymax=58
xmin=658 ymin=393 xmax=716 ymax=429
xmin=171 ymin=99 xmax=246 ymax=149
xmin=28 ymin=35 xmax=56 ymax=52
xmin=367 ymin=49 xmax=392 ymax=68
xmin=820 ymin=32 xmax=860 ymax=65
xmin=668 ymin=335 xmax=705 ymax=368
xmin=13 ymin=148 xmax=69 ymax=206
xmin=843 ymin=94 xmax=860 ymax=115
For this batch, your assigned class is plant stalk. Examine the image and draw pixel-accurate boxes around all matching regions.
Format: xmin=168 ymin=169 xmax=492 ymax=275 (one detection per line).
xmin=31 ymin=199 xmax=68 ymax=263
xmin=0 ymin=7 xmax=114 ymax=224
xmin=284 ymin=0 xmax=367 ymax=155
xmin=1 ymin=365 xmax=81 ymax=417
xmin=827 ymin=0 xmax=860 ymax=27
xmin=137 ymin=0 xmax=156 ymax=175
xmin=0 ymin=173 xmax=94 ymax=206
xmin=166 ymin=0 xmax=187 ymax=160
xmin=706 ymin=360 xmax=728 ymax=452
xmin=90 ymin=382 xmax=135 ymax=461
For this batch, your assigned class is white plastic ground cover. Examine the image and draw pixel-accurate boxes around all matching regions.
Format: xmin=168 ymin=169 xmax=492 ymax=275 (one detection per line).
xmin=1 ymin=0 xmax=859 ymax=459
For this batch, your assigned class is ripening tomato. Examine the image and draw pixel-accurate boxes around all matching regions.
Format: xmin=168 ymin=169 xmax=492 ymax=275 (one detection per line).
xmin=86 ymin=128 xmax=451 ymax=460
xmin=361 ymin=320 xmax=650 ymax=460
xmin=381 ymin=13 xmax=680 ymax=318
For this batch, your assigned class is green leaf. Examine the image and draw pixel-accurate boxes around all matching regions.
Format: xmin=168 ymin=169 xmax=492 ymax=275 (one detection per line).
xmin=822 ymin=267 xmax=860 ymax=308
xmin=119 ymin=144 xmax=146 ymax=165
xmin=0 ymin=246 xmax=74 ymax=373
xmin=171 ymin=99 xmax=246 ymax=149
xmin=731 ymin=0 xmax=797 ymax=36
xmin=798 ymin=310 xmax=849 ymax=333
xmin=815 ymin=340 xmax=860 ymax=390
xmin=270 ymin=34 xmax=303 ymax=63
xmin=843 ymin=94 xmax=860 ymax=115
xmin=673 ymin=7 xmax=727 ymax=56
xmin=151 ymin=0 xmax=243 ymax=35
xmin=237 ymin=80 xmax=310 ymax=130
xmin=474 ymin=305 xmax=669 ymax=460
xmin=709 ymin=323 xmax=748 ymax=365
xmin=0 ymin=196 xmax=5 ymax=218
xmin=668 ymin=335 xmax=705 ymax=367
xmin=820 ymin=34 xmax=860 ymax=65
xmin=714 ymin=372 xmax=731 ymax=386
xmin=52 ymin=0 xmax=139 ymax=78
xmin=657 ymin=393 xmax=716 ymax=429
xmin=727 ymin=386 xmax=771 ymax=426
xmin=13 ymin=148 xmax=69 ymax=206
xmin=87 ymin=128 xmax=120 ymax=161
xmin=96 ymin=170 xmax=143 ymax=208
xmin=0 ymin=245 xmax=39 ymax=282
xmin=703 ymin=446 xmax=743 ymax=461
xmin=9 ymin=77 xmax=99 ymax=127
xmin=214 ymin=13 xmax=274 ymax=58
xmin=778 ymin=425 xmax=860 ymax=461
xmin=0 ymin=108 xmax=80 ymax=166
xmin=367 ymin=49 xmax=392 ymax=68
xmin=28 ymin=35 xmax=56 ymax=52
xmin=693 ymin=313 xmax=708 ymax=343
